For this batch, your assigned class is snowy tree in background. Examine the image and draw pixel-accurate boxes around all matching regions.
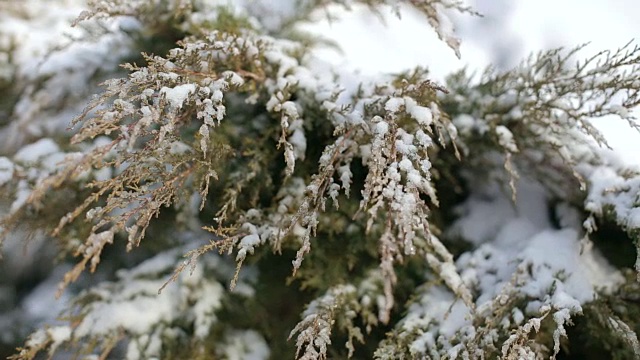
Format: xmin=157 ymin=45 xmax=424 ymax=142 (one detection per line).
xmin=1 ymin=0 xmax=640 ymax=359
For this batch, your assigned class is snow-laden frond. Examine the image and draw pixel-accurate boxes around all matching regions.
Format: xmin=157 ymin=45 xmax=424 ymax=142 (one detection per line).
xmin=11 ymin=246 xmax=258 ymax=360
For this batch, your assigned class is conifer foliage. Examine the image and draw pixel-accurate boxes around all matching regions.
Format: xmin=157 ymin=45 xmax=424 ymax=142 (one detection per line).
xmin=1 ymin=0 xmax=640 ymax=359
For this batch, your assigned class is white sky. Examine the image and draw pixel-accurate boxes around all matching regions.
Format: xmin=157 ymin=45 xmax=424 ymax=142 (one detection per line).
xmin=303 ymin=0 xmax=640 ymax=164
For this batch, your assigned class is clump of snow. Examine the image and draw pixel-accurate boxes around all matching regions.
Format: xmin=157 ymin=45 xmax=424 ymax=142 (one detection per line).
xmin=193 ymin=282 xmax=224 ymax=338
xmin=385 ymin=97 xmax=404 ymax=113
xmin=14 ymin=138 xmax=60 ymax=163
xmin=21 ymin=325 xmax=72 ymax=358
xmin=220 ymin=329 xmax=271 ymax=360
xmin=236 ymin=223 xmax=264 ymax=263
xmin=47 ymin=326 xmax=72 ymax=354
xmin=288 ymin=119 xmax=307 ymax=160
xmin=223 ymin=70 xmax=245 ymax=86
xmin=374 ymin=119 xmax=389 ymax=136
xmin=0 ymin=157 xmax=14 ymax=186
xmin=24 ymin=329 xmax=47 ymax=350
xmin=11 ymin=180 xmax=32 ymax=213
xmin=74 ymin=290 xmax=176 ymax=338
xmin=453 ymin=114 xmax=489 ymax=136
xmin=160 ymin=84 xmax=197 ymax=109
xmin=404 ymin=97 xmax=433 ymax=126
xmin=495 ymin=125 xmax=518 ymax=152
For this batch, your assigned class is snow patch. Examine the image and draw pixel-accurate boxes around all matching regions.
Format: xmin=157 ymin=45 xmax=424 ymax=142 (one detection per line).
xmin=14 ymin=138 xmax=60 ymax=163
xmin=160 ymin=84 xmax=197 ymax=109
xmin=0 ymin=157 xmax=14 ymax=186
